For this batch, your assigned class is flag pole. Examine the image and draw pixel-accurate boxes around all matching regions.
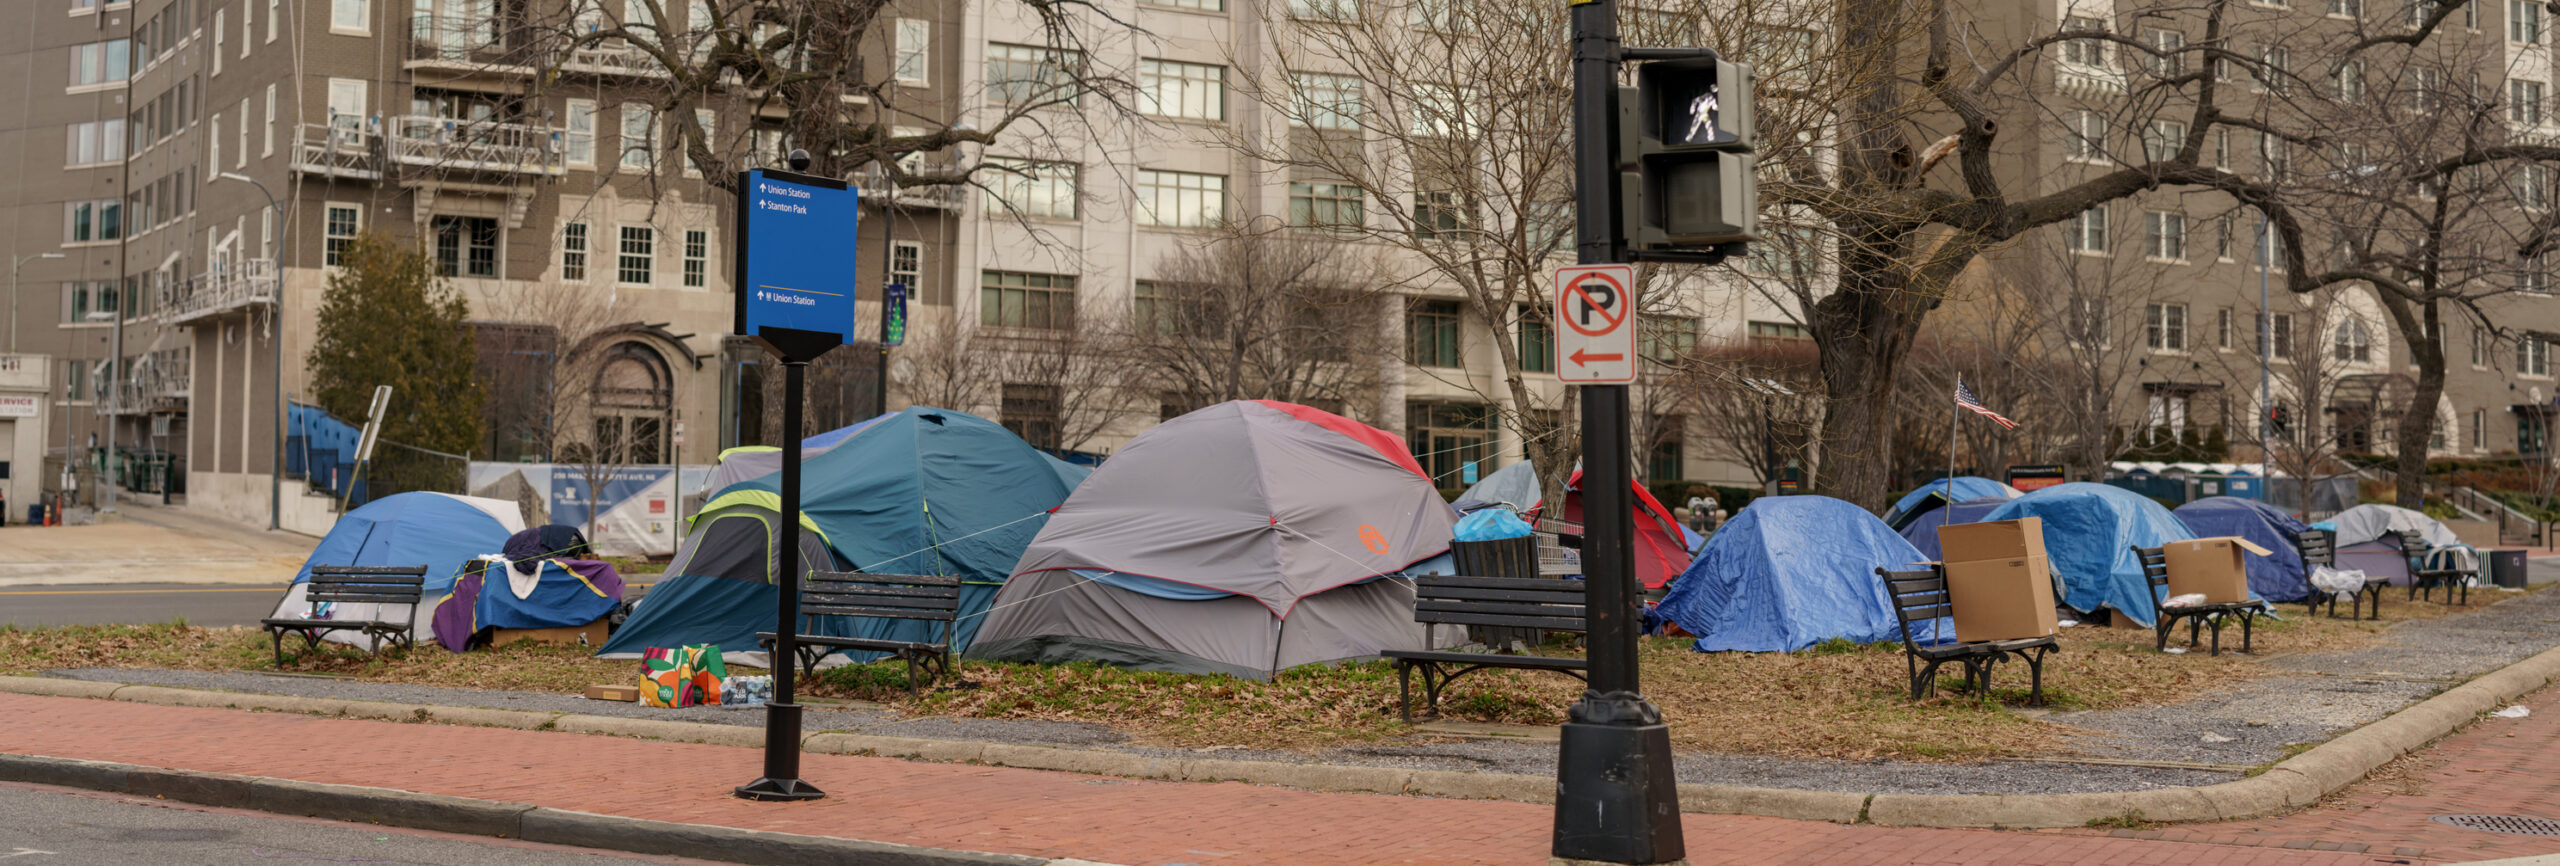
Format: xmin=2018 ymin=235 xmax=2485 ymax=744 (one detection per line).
xmin=1949 ymin=376 xmax=1960 ymax=499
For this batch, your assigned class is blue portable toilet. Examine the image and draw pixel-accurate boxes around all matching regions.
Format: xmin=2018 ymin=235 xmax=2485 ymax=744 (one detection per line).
xmin=2223 ymin=469 xmax=2262 ymax=499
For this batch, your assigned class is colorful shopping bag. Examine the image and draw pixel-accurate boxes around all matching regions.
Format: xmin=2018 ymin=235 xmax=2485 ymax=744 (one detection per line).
xmin=678 ymin=643 xmax=727 ymax=706
xmin=640 ymin=647 xmax=686 ymax=708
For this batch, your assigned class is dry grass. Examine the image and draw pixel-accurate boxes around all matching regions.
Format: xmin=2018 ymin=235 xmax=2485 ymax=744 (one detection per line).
xmin=0 ymin=588 xmax=2527 ymax=762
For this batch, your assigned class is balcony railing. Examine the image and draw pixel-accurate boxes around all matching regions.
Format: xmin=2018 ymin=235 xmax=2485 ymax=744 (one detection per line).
xmin=2115 ymin=424 xmax=2230 ymax=462
xmin=853 ymin=158 xmax=970 ymax=210
xmin=406 ymin=15 xmax=524 ymax=68
xmin=292 ymin=122 xmax=384 ymax=180
xmin=159 ymin=258 xmax=278 ymax=327
xmin=387 ymin=115 xmax=567 ymax=177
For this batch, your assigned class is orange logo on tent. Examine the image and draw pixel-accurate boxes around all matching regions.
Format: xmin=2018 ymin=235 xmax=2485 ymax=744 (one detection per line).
xmin=1358 ymin=524 xmax=1389 ymax=555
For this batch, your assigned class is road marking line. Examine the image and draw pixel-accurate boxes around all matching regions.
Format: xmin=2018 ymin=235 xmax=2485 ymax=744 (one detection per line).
xmin=0 ymin=587 xmax=287 ymax=596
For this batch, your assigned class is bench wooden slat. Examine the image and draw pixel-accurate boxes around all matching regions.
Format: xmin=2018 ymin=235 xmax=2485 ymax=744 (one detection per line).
xmin=1412 ymin=610 xmax=1590 ymax=631
xmin=1417 ymin=598 xmax=1585 ymax=616
xmin=802 ymin=591 xmax=960 ymax=611
xmin=1413 ymin=575 xmax=1586 ymax=592
xmin=803 ymin=583 xmax=964 ymax=600
xmin=1415 ymin=585 xmax=1591 ymax=604
xmin=803 ymin=604 xmax=960 ymax=621
xmin=762 ymin=632 xmax=945 ymax=654
xmin=1382 ymin=650 xmax=1588 ymax=669
xmin=307 ymin=591 xmax=426 ymax=605
xmin=808 ymin=571 xmax=961 ymax=588
xmin=309 ymin=566 xmax=430 ymax=578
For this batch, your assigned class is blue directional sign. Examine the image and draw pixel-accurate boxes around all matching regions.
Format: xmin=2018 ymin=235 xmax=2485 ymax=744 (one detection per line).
xmin=734 ymin=168 xmax=859 ymax=359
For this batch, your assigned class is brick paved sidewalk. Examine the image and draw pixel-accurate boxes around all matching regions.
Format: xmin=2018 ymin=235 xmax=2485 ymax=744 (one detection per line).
xmin=3 ymin=692 xmax=2498 ymax=866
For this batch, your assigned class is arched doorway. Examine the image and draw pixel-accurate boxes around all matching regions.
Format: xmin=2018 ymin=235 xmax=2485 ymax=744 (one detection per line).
xmin=593 ymin=341 xmax=673 ymax=464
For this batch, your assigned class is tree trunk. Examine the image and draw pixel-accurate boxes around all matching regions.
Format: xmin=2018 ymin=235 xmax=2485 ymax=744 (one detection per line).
xmin=2392 ymin=303 xmax=2446 ymax=511
xmin=1807 ymin=240 xmax=1929 ymax=511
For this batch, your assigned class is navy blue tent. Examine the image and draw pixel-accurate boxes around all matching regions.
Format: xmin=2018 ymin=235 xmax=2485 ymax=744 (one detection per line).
xmin=1897 ymin=497 xmax=2013 ymax=561
xmin=2173 ymin=497 xmax=2312 ymax=603
xmin=1654 ymin=496 xmax=1923 ymax=652
xmin=1883 ymin=476 xmax=2022 ymax=527
xmin=1981 ymin=483 xmax=2201 ymax=627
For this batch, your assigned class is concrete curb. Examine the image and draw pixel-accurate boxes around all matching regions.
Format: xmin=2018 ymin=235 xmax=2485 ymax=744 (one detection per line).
xmin=9 ymin=638 xmax=2560 ymax=830
xmin=0 ymin=752 xmax=1052 ymax=866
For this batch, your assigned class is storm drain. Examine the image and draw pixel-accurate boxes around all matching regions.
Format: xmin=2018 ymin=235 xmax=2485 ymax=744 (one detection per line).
xmin=2430 ymin=814 xmax=2560 ymax=836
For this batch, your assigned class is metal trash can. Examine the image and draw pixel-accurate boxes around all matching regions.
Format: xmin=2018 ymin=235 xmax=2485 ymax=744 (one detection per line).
xmin=1448 ymin=536 xmax=1541 ymax=648
xmin=2491 ymin=549 xmax=2530 ymax=589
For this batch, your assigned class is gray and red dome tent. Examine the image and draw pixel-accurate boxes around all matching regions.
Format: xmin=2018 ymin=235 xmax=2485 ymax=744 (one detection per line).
xmin=968 ymin=400 xmax=1458 ymax=680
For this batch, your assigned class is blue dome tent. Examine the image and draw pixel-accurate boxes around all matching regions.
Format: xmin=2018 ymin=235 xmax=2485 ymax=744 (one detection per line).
xmin=1653 ymin=496 xmax=1922 ymax=652
xmin=1883 ymin=476 xmax=2022 ymax=528
xmin=268 ymin=492 xmax=527 ymax=650
xmin=1981 ymin=483 xmax=2201 ymax=627
xmin=1897 ymin=497 xmax=2014 ymax=561
xmin=2173 ymin=497 xmax=2312 ymax=603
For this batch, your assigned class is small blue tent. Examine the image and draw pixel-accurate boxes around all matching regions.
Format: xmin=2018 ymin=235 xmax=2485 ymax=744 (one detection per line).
xmin=1981 ymin=483 xmax=2199 ymax=627
xmin=269 ymin=492 xmax=527 ymax=649
xmin=608 ymin=407 xmax=1090 ymax=665
xmin=2173 ymin=497 xmax=2311 ymax=603
xmin=1654 ymin=496 xmax=1922 ymax=652
xmin=1897 ymin=497 xmax=2013 ymax=561
xmin=1883 ymin=476 xmax=2023 ymax=527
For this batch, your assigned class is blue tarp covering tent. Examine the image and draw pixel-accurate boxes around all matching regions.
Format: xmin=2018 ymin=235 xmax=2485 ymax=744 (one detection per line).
xmin=1981 ymin=482 xmax=2200 ymax=627
xmin=269 ymin=492 xmax=528 ymax=649
xmin=1653 ymin=496 xmax=1923 ymax=652
xmin=2173 ymin=497 xmax=2312 ymax=602
xmin=1897 ymin=497 xmax=2013 ymax=561
xmin=684 ymin=407 xmax=1091 ymax=661
xmin=1883 ymin=476 xmax=2023 ymax=527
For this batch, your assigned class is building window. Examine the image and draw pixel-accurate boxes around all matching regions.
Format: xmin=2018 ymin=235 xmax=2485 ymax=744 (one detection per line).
xmin=2521 ymin=334 xmax=2550 ymax=375
xmin=2066 ymin=296 xmax=2108 ymax=346
xmin=2335 ymin=61 xmax=2365 ymax=102
xmin=2067 ymin=206 xmax=2108 ymax=253
xmin=1749 ymin=320 xmax=1810 ymax=339
xmin=263 ymin=84 xmax=277 ymax=156
xmin=1647 ymin=420 xmax=1686 ymax=484
xmin=325 ymin=204 xmax=360 ymax=266
xmin=2218 ymin=307 xmax=2234 ymax=349
xmin=2146 ymin=302 xmax=2188 ymax=351
xmin=986 ymin=43 xmax=1085 ymax=106
xmin=1140 ymin=58 xmax=1224 ymax=120
xmin=63 ymin=199 xmax=122 ymax=243
xmin=68 ymin=40 xmax=130 ymax=88
xmin=269 ymin=0 xmax=281 ymax=41
xmin=1640 ymin=315 xmax=1699 ymax=363
xmin=1136 ymin=169 xmax=1226 ymax=228
xmin=983 ymin=157 xmax=1080 ymax=219
xmin=2333 ymin=318 xmax=2374 ymax=362
xmin=2145 ymin=210 xmax=2186 ymax=260
xmin=2217 ymin=213 xmax=2238 ymax=260
xmin=1142 ymin=0 xmax=1223 ymax=10
xmin=2061 ymin=16 xmax=2109 ymax=65
xmin=1001 ymin=384 xmax=1061 ymax=450
xmin=2520 ymin=165 xmax=2554 ymax=211
xmin=893 ymin=18 xmax=930 ymax=84
xmin=1290 ymin=181 xmax=1365 ymax=232
xmin=565 ymin=100 xmax=596 ymax=167
xmin=2522 ymin=253 xmax=2551 ymax=293
xmin=1290 ymin=72 xmax=1364 ymax=129
xmin=332 ymin=0 xmax=366 ymax=31
xmin=2259 ymin=312 xmax=2296 ymax=359
xmin=1414 ymin=191 xmax=1465 ymax=239
xmin=2067 ymin=111 xmax=2107 ymax=162
xmin=1134 ymin=280 xmax=1182 ymax=336
xmin=1519 ymin=306 xmax=1555 ymax=373
xmin=2473 ymin=325 xmax=2489 ymax=366
xmin=2146 ymin=29 xmax=2185 ymax=75
xmin=618 ymin=225 xmax=655 ymax=285
xmin=2515 ymin=0 xmax=2544 ymax=40
xmin=1291 ymin=0 xmax=1358 ymax=19
xmin=562 ymin=222 xmax=589 ymax=281
xmin=682 ymin=229 xmax=709 ymax=288
xmin=64 ymin=119 xmax=125 ymax=166
xmin=2253 ymin=45 xmax=2289 ymax=92
xmin=1407 ymin=403 xmax=1492 ymax=489
xmin=890 ymin=241 xmax=922 ymax=298
xmin=431 ymin=215 xmax=499 ymax=277
xmin=2333 ymin=0 xmax=2364 ymax=16
xmin=981 ymin=270 xmax=1077 ymax=330
xmin=61 ymin=282 xmax=94 ymax=323
xmin=1409 ymin=299 xmax=1462 ymax=367
xmin=1410 ymin=83 xmax=1480 ymax=138
xmin=2514 ymin=80 xmax=2547 ymax=126
xmin=2143 ymin=120 xmax=2184 ymax=162
xmin=213 ymin=11 xmax=225 ymax=74
xmin=2476 ymin=408 xmax=2490 ymax=448
xmin=619 ymin=103 xmax=655 ymax=171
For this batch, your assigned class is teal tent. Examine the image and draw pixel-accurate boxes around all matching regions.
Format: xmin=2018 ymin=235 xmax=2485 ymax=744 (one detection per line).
xmin=685 ymin=407 xmax=1091 ymax=662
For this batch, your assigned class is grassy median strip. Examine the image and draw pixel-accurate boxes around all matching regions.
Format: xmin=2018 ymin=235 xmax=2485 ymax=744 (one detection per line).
xmin=0 ymin=592 xmax=2499 ymax=762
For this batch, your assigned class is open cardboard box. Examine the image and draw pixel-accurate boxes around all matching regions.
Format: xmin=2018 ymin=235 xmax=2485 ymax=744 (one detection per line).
xmin=2161 ymin=536 xmax=2269 ymax=604
xmin=1935 ymin=518 xmax=2060 ymax=642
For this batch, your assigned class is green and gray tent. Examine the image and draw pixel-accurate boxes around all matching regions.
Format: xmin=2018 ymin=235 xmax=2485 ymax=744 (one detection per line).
xmin=594 ymin=499 xmax=836 ymax=666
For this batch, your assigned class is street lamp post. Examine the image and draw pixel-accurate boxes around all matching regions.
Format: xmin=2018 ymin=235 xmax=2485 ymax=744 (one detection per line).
xmin=216 ymin=173 xmax=285 ymax=532
xmin=10 ymin=253 xmax=68 ymax=356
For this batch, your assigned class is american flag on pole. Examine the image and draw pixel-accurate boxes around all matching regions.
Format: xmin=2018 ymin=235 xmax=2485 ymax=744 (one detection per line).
xmin=1954 ymin=378 xmax=2019 ymax=429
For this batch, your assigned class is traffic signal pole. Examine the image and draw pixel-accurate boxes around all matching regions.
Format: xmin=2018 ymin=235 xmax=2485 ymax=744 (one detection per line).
xmin=1553 ymin=0 xmax=1686 ymax=862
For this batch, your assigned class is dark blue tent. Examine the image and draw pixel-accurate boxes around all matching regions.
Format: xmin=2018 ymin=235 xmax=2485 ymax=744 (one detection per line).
xmin=1981 ymin=483 xmax=2201 ymax=627
xmin=1897 ymin=497 xmax=2013 ymax=561
xmin=1883 ymin=476 xmax=2022 ymax=527
xmin=1654 ymin=496 xmax=1922 ymax=652
xmin=2173 ymin=497 xmax=2312 ymax=603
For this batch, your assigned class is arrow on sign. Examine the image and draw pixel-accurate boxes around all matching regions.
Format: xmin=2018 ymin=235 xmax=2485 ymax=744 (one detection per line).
xmin=1570 ymin=348 xmax=1624 ymax=365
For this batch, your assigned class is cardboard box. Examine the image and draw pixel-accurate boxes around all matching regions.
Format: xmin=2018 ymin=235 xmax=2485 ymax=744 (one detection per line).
xmin=1935 ymin=518 xmax=2061 ymax=642
xmin=491 ymin=618 xmax=609 ymax=648
xmin=2161 ymin=537 xmax=2270 ymax=604
xmin=584 ymin=684 xmax=639 ymax=702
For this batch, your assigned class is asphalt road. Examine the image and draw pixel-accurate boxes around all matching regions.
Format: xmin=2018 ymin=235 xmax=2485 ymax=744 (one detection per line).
xmin=0 ymin=782 xmax=701 ymax=865
xmin=0 ymin=579 xmax=665 ymax=628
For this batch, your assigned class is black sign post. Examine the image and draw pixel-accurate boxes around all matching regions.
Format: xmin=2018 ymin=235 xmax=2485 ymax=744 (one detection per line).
xmin=733 ymin=150 xmax=857 ymax=803
xmin=1551 ymin=0 xmax=1686 ymax=862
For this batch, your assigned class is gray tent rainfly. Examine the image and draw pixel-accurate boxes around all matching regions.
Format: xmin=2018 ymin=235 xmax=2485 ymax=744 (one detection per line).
xmin=969 ymin=400 xmax=1460 ymax=680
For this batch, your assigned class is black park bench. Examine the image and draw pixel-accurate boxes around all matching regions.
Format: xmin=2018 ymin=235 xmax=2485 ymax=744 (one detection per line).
xmin=2134 ymin=546 xmax=2268 ymax=656
xmin=758 ymin=570 xmax=961 ymax=693
xmin=1875 ymin=566 xmax=2058 ymax=704
xmin=2297 ymin=529 xmax=2385 ymax=620
xmin=2397 ymin=533 xmax=2474 ymax=606
xmin=259 ymin=565 xmax=430 ymax=666
xmin=1383 ymin=575 xmax=1590 ymax=722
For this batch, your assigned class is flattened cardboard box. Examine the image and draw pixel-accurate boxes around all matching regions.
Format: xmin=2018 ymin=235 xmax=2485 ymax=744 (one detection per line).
xmin=491 ymin=617 xmax=608 ymax=648
xmin=2161 ymin=536 xmax=2269 ymax=604
xmin=1936 ymin=518 xmax=2060 ymax=642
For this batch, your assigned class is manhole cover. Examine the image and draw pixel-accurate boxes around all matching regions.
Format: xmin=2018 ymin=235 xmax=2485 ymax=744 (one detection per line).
xmin=2431 ymin=814 xmax=2560 ymax=836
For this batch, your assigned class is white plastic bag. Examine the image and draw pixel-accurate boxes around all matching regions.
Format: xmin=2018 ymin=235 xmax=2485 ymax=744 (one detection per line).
xmin=2164 ymin=592 xmax=2208 ymax=608
xmin=2310 ymin=566 xmax=2369 ymax=599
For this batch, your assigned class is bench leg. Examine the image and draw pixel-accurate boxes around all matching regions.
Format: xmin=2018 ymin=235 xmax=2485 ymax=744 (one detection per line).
xmin=2188 ymin=615 xmax=2203 ymax=649
xmin=2239 ymin=609 xmax=2257 ymax=654
xmin=2025 ymin=648 xmax=2049 ymax=707
xmin=2154 ymin=618 xmax=2173 ymax=653
xmin=2207 ymin=614 xmax=2225 ymax=656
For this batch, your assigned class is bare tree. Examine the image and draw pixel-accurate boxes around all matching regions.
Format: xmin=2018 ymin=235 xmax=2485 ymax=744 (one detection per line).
xmin=1122 ymin=221 xmax=1390 ymax=415
xmin=1671 ymin=337 xmax=1823 ymax=491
